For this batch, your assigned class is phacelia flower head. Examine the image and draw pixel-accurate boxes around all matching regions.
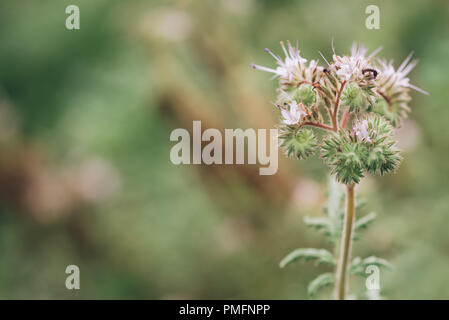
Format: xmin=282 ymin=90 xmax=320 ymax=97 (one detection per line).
xmin=252 ymin=40 xmax=426 ymax=183
xmin=375 ymin=52 xmax=428 ymax=126
xmin=332 ymin=42 xmax=382 ymax=83
xmin=376 ymin=53 xmax=428 ymax=95
xmin=251 ymin=41 xmax=307 ymax=86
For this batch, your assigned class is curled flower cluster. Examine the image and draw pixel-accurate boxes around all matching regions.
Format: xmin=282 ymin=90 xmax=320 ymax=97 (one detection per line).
xmin=321 ymin=114 xmax=402 ymax=184
xmin=252 ymin=41 xmax=427 ymax=185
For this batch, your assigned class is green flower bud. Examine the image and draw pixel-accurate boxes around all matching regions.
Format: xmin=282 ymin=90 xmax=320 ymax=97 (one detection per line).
xmin=297 ymin=85 xmax=316 ymax=106
xmin=372 ymin=97 xmax=409 ymax=127
xmin=359 ymin=115 xmax=402 ymax=175
xmin=279 ymin=126 xmax=317 ymax=160
xmin=321 ymin=132 xmax=367 ymax=184
xmin=341 ymin=83 xmax=367 ymax=113
xmin=278 ymin=85 xmax=315 ymax=107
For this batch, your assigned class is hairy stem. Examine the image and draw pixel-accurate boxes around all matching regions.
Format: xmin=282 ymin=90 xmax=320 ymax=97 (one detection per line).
xmin=340 ymin=105 xmax=350 ymax=129
xmin=334 ymin=184 xmax=356 ymax=300
xmin=332 ymin=81 xmax=346 ymax=132
xmin=302 ymin=121 xmax=335 ymax=132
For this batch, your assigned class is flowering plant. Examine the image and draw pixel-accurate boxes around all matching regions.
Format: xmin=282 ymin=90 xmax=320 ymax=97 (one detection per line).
xmin=252 ymin=41 xmax=426 ymax=299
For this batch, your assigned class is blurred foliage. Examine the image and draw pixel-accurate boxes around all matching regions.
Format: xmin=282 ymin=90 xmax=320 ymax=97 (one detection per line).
xmin=0 ymin=0 xmax=448 ymax=299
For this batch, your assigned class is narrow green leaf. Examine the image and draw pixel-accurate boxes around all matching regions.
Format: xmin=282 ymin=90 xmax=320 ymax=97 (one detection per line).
xmin=363 ymin=256 xmax=393 ymax=270
xmin=304 ymin=216 xmax=332 ymax=232
xmin=279 ymin=248 xmax=336 ymax=268
xmin=307 ymin=273 xmax=335 ymax=297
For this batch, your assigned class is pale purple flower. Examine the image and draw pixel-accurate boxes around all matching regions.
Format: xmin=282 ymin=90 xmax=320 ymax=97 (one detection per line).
xmin=353 ymin=119 xmax=372 ymax=142
xmin=281 ymin=102 xmax=306 ymax=125
xmin=377 ymin=52 xmax=428 ymax=95
xmin=251 ymin=41 xmax=307 ymax=83
xmin=333 ymin=42 xmax=382 ymax=82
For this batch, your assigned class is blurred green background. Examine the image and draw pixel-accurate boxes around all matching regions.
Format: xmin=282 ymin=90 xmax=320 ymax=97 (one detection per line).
xmin=0 ymin=0 xmax=448 ymax=299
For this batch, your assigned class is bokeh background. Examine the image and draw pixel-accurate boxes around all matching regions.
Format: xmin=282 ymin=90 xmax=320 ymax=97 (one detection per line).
xmin=0 ymin=0 xmax=448 ymax=299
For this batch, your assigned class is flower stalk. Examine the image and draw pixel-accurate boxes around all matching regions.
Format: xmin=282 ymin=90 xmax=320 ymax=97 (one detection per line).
xmin=335 ymin=184 xmax=356 ymax=300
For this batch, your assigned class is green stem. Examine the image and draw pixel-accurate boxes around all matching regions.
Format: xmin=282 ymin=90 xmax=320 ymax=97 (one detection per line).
xmin=334 ymin=184 xmax=356 ymax=300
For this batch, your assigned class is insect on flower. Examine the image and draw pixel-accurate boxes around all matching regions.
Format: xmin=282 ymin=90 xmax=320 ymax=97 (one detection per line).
xmin=362 ymin=68 xmax=378 ymax=80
